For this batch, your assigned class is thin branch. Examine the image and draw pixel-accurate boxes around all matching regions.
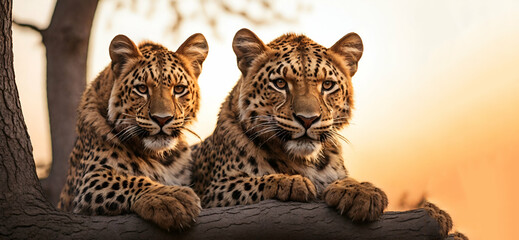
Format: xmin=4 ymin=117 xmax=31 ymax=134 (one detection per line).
xmin=13 ymin=19 xmax=44 ymax=34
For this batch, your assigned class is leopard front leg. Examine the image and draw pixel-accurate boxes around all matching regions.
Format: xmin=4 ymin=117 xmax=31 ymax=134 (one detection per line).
xmin=263 ymin=174 xmax=317 ymax=202
xmin=202 ymin=173 xmax=317 ymax=208
xmin=131 ymin=184 xmax=201 ymax=231
xmin=73 ymin=169 xmax=200 ymax=231
xmin=323 ymin=177 xmax=387 ymax=222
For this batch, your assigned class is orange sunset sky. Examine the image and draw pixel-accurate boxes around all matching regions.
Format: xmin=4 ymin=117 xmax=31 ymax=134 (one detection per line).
xmin=12 ymin=0 xmax=519 ymax=239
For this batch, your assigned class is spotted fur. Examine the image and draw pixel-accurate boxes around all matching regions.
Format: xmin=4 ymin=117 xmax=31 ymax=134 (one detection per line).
xmin=192 ymin=29 xmax=388 ymax=222
xmin=58 ymin=33 xmax=208 ymax=231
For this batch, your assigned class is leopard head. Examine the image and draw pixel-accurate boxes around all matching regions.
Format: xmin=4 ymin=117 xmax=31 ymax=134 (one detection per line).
xmin=107 ymin=34 xmax=208 ymax=154
xmin=232 ymin=28 xmax=362 ymax=162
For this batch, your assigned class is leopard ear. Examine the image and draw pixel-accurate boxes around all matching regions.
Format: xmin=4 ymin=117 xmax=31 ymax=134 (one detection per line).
xmin=329 ymin=32 xmax=363 ymax=77
xmin=109 ymin=34 xmax=142 ymax=77
xmin=232 ymin=28 xmax=268 ymax=76
xmin=176 ymin=33 xmax=209 ymax=78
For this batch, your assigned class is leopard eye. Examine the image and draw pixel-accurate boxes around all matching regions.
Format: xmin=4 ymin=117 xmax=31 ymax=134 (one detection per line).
xmin=272 ymin=78 xmax=287 ymax=90
xmin=322 ymin=80 xmax=336 ymax=91
xmin=135 ymin=84 xmax=148 ymax=94
xmin=173 ymin=85 xmax=187 ymax=95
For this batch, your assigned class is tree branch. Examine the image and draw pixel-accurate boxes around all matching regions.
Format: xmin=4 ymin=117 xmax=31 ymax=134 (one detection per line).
xmin=3 ymin=200 xmax=448 ymax=239
xmin=12 ymin=19 xmax=44 ymax=34
xmin=182 ymin=200 xmax=445 ymax=240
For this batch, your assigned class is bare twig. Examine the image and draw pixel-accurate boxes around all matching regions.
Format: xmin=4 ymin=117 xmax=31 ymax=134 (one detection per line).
xmin=103 ymin=0 xmax=309 ymax=42
xmin=13 ymin=19 xmax=44 ymax=34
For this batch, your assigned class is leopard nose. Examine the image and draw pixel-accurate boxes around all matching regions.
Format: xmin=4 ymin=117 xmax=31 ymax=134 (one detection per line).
xmin=150 ymin=114 xmax=173 ymax=127
xmin=294 ymin=113 xmax=320 ymax=129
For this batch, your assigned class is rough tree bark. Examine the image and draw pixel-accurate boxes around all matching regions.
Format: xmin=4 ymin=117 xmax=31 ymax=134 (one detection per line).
xmin=2 ymin=2 xmax=462 ymax=239
xmin=14 ymin=0 xmax=100 ymax=206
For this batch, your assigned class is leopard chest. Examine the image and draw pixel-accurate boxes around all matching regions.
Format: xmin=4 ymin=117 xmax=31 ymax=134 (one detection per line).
xmin=82 ymin=142 xmax=193 ymax=187
xmin=252 ymin=152 xmax=347 ymax=194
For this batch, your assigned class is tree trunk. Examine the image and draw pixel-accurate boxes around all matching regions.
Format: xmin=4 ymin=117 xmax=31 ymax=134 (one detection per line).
xmin=39 ymin=0 xmax=99 ymax=206
xmin=1 ymin=2 xmax=461 ymax=239
xmin=0 ymin=0 xmax=55 ymax=224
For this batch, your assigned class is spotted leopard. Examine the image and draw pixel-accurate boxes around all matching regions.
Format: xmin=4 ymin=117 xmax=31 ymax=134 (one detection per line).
xmin=192 ymin=28 xmax=387 ymax=222
xmin=58 ymin=33 xmax=208 ymax=231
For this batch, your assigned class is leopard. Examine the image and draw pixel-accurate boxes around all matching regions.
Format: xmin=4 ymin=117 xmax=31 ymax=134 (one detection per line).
xmin=191 ymin=28 xmax=387 ymax=222
xmin=57 ymin=33 xmax=208 ymax=231
xmin=192 ymin=29 xmax=467 ymax=238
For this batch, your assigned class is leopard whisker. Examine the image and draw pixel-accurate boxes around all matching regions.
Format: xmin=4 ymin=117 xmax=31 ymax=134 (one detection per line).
xmin=119 ymin=125 xmax=141 ymax=142
xmin=258 ymin=130 xmax=283 ymax=149
xmin=331 ymin=133 xmax=341 ymax=147
xmin=333 ymin=120 xmax=349 ymax=124
xmin=181 ymin=127 xmax=202 ymax=142
xmin=325 ymin=132 xmax=340 ymax=149
xmin=246 ymin=115 xmax=273 ymax=120
xmin=333 ymin=116 xmax=350 ymax=120
xmin=121 ymin=113 xmax=137 ymax=118
xmin=108 ymin=124 xmax=131 ymax=142
xmin=248 ymin=126 xmax=279 ymax=142
xmin=243 ymin=121 xmax=276 ymax=135
xmin=249 ymin=127 xmax=277 ymax=142
xmin=330 ymin=130 xmax=350 ymax=144
xmin=244 ymin=115 xmax=275 ymax=123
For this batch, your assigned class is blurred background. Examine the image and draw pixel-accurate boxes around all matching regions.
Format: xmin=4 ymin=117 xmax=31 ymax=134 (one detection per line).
xmin=13 ymin=0 xmax=519 ymax=239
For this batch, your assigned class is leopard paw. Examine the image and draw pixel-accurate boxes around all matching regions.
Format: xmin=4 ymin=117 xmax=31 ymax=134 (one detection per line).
xmin=132 ymin=185 xmax=201 ymax=231
xmin=422 ymin=201 xmax=453 ymax=238
xmin=445 ymin=232 xmax=469 ymax=240
xmin=265 ymin=174 xmax=317 ymax=202
xmin=323 ymin=178 xmax=388 ymax=222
